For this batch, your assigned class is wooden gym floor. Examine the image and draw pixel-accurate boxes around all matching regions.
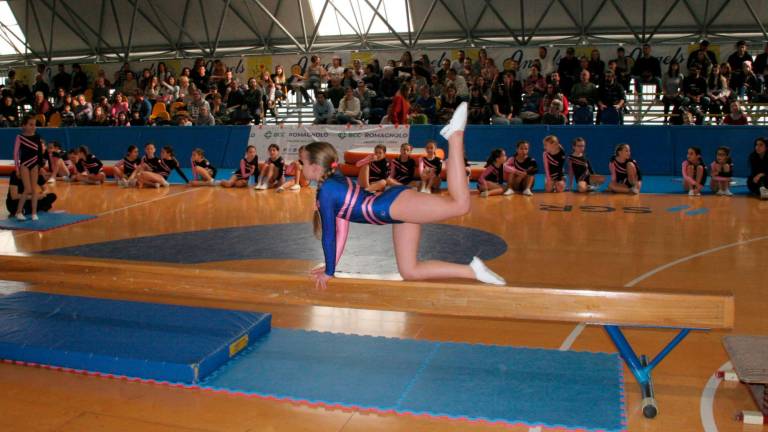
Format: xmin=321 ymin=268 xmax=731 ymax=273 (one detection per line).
xmin=0 ymin=179 xmax=766 ymax=432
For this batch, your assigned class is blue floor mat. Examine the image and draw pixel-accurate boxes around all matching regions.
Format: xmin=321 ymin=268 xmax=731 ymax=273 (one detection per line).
xmin=0 ymin=212 xmax=96 ymax=231
xmin=201 ymin=328 xmax=626 ymax=431
xmin=0 ymin=292 xmax=271 ymax=383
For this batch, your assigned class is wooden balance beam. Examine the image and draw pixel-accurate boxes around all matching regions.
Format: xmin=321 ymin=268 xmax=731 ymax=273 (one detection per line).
xmin=0 ymin=253 xmax=735 ymax=418
xmin=0 ymin=254 xmax=733 ymax=329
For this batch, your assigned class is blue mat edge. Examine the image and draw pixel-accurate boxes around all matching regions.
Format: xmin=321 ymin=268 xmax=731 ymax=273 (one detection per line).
xmin=199 ymin=328 xmax=629 ymax=432
xmin=0 ymin=213 xmax=97 ymax=231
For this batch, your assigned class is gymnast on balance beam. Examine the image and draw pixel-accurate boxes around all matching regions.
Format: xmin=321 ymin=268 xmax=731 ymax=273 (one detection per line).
xmin=302 ymin=102 xmax=506 ymax=290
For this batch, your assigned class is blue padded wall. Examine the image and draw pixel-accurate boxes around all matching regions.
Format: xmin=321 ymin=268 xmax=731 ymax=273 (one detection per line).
xmin=2 ymin=125 xmax=766 ymax=175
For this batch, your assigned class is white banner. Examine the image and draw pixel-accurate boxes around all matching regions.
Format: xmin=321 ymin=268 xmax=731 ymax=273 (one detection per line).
xmin=247 ymin=124 xmax=411 ymax=162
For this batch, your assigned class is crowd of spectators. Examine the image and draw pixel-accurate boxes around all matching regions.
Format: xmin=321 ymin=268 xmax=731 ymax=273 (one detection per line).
xmin=1 ymin=40 xmax=767 ymax=129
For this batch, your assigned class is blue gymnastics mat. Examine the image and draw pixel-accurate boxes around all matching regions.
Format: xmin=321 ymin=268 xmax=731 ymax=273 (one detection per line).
xmin=0 ymin=292 xmax=271 ymax=383
xmin=199 ymin=328 xmax=627 ymax=431
xmin=0 ymin=212 xmax=96 ymax=231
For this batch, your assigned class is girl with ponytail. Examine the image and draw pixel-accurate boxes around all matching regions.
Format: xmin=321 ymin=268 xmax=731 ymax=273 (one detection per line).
xmin=304 ymin=102 xmax=505 ymax=289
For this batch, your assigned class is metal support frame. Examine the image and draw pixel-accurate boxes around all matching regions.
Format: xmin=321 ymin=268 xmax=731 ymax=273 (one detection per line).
xmin=251 ymin=0 xmax=306 ymax=52
xmin=212 ymin=0 xmax=232 ymax=56
xmin=603 ymin=325 xmax=692 ymax=419
xmin=226 ymin=0 xmax=265 ymax=47
xmin=362 ymin=0 xmax=409 ymax=49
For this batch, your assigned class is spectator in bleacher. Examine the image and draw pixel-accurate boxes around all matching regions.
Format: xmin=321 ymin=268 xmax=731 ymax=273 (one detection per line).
xmin=436 ymin=84 xmax=461 ymax=124
xmin=195 ymin=106 xmax=216 ymax=126
xmin=548 ymin=72 xmax=563 ymax=93
xmin=557 ymin=47 xmax=580 ymax=94
xmin=491 ymin=71 xmax=522 ymax=124
xmin=481 ymin=58 xmax=500 ymax=84
xmin=570 ymin=70 xmax=598 ymax=108
xmin=722 ymin=101 xmax=748 ymax=125
xmin=113 ymin=62 xmax=133 ymax=88
xmin=178 ymin=76 xmax=193 ymax=102
xmin=446 ymin=69 xmax=469 ymax=100
xmin=727 ymin=41 xmax=753 ymax=89
xmin=211 ymin=94 xmax=228 ymax=124
xmin=467 ymin=85 xmax=490 ymax=125
xmin=94 ymin=69 xmax=112 ymax=88
xmin=437 ymin=59 xmax=452 ymax=84
xmin=90 ymin=105 xmax=110 ymax=127
xmin=0 ymin=95 xmax=18 ymax=127
xmin=612 ymin=46 xmax=634 ymax=91
xmin=156 ymin=62 xmax=171 ymax=82
xmin=305 ymin=55 xmax=327 ymax=99
xmin=70 ymin=64 xmax=88 ymax=96
xmin=225 ymin=79 xmax=247 ymax=118
xmin=388 ymin=83 xmax=411 ymax=125
xmin=378 ymin=66 xmax=399 ymax=100
xmin=74 ymin=94 xmax=93 ymax=125
xmin=413 ymin=84 xmax=436 ymax=124
xmin=739 ymin=61 xmax=761 ymax=100
xmin=217 ymin=70 xmax=235 ymax=95
xmin=121 ymin=71 xmax=138 ymax=101
xmin=145 ymin=77 xmax=161 ymax=102
xmin=519 ymin=81 xmax=543 ymax=123
xmin=588 ymin=49 xmax=606 ymax=85
xmin=596 ymin=70 xmax=625 ymax=124
xmin=95 ymin=97 xmax=111 ymax=120
xmin=328 ymin=56 xmax=345 ymax=81
xmin=681 ymin=64 xmax=710 ymax=125
xmin=210 ymin=60 xmax=228 ymax=83
xmin=52 ymin=88 xmax=68 ymax=112
xmin=579 ymin=56 xmax=591 ymax=80
xmin=747 ymin=137 xmax=768 ymax=199
xmin=352 ymin=59 xmax=365 ymax=83
xmin=451 ymin=50 xmax=466 ymax=73
xmin=92 ymin=76 xmax=110 ymax=104
xmin=189 ymin=58 xmax=205 ymax=81
xmin=461 ymin=58 xmax=474 ymax=81
xmin=160 ymin=76 xmax=180 ymax=103
xmin=336 ymin=87 xmax=362 ymax=124
xmin=341 ymin=68 xmax=357 ymax=89
xmin=31 ymin=91 xmax=50 ymax=122
xmin=60 ymin=104 xmax=76 ymax=127
xmin=632 ymin=44 xmax=662 ymax=93
xmin=187 ymin=90 xmax=209 ymax=123
xmin=363 ymin=64 xmax=380 ymax=92
xmin=32 ymin=74 xmax=50 ymax=100
xmin=131 ymin=90 xmax=153 ymax=124
xmin=312 ymin=92 xmax=335 ymax=124
xmin=52 ymin=64 xmax=71 ymax=93
xmin=180 ymin=67 xmax=192 ymax=78
xmin=687 ymin=49 xmax=712 ymax=77
xmin=524 ymin=65 xmax=546 ymax=94
xmin=430 ymin=74 xmax=444 ymax=99
xmin=662 ymin=60 xmax=684 ymax=124
xmin=355 ymin=81 xmax=376 ymax=122
xmin=542 ymin=99 xmax=567 ymax=125
xmin=540 ymin=83 xmax=568 ymax=119
xmin=193 ymin=64 xmax=211 ymax=93
xmin=537 ymin=46 xmax=554 ymax=77
xmin=111 ymin=92 xmax=130 ymax=119
xmin=243 ymin=78 xmax=263 ymax=123
xmin=326 ymin=77 xmax=346 ymax=109
xmin=757 ymin=65 xmax=768 ymax=102
xmin=11 ymin=79 xmax=31 ymax=106
xmin=114 ymin=111 xmax=130 ymax=127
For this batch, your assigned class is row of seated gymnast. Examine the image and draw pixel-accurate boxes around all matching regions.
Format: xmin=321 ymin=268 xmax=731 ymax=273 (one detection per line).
xmin=41 ymin=141 xmax=306 ymax=192
xmin=474 ymin=135 xmax=768 ymax=198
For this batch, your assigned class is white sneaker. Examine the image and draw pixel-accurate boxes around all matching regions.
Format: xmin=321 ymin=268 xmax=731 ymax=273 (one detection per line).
xmin=162 ymin=180 xmax=170 ymax=187
xmin=14 ymin=213 xmax=26 ymax=221
xmin=47 ymin=177 xmax=55 ymax=185
xmin=276 ymin=187 xmax=285 ymax=193
xmin=469 ymin=257 xmax=506 ymax=285
xmin=439 ymin=102 xmax=468 ymax=140
xmin=630 ymin=186 xmax=640 ymax=194
xmin=503 ymin=188 xmax=514 ymax=196
xmin=117 ymin=178 xmax=126 ymax=187
xmin=289 ymin=184 xmax=301 ymax=191
xmin=688 ymin=189 xmax=695 ymax=196
xmin=588 ymin=185 xmax=599 ymax=192
xmin=723 ymin=189 xmax=733 ymax=197
xmin=522 ymin=188 xmax=533 ymax=196
xmin=31 ymin=214 xmax=39 ymax=221
xmin=480 ymin=191 xmax=489 ymax=198
xmin=760 ymin=186 xmax=768 ymax=200
xmin=208 ymin=179 xmax=216 ymax=186
xmin=154 ymin=183 xmax=161 ymax=189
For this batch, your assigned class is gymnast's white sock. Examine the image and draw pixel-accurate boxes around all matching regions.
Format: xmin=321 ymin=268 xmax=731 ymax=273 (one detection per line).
xmin=439 ymin=102 xmax=468 ymax=140
xmin=470 ymin=257 xmax=506 ymax=285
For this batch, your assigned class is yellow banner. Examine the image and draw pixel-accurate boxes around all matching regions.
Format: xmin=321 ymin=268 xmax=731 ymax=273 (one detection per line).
xmin=14 ymin=67 xmax=36 ymax=86
xmin=246 ymin=55 xmax=273 ymax=79
xmin=351 ymin=51 xmax=375 ymax=66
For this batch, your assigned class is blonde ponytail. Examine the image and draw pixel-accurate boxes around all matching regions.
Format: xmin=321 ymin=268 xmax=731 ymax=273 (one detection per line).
xmin=306 ymin=141 xmax=339 ymax=239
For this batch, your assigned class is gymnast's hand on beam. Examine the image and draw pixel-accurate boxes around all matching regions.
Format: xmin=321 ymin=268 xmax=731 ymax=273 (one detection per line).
xmin=310 ymin=266 xmax=333 ymax=290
